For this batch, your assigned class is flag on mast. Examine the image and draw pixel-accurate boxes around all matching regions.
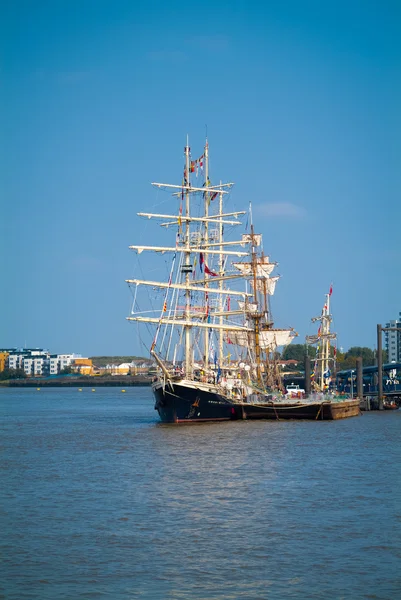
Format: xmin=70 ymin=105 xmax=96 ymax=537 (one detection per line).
xmin=199 ymin=252 xmax=204 ymax=273
xmin=205 ymin=264 xmax=217 ymax=277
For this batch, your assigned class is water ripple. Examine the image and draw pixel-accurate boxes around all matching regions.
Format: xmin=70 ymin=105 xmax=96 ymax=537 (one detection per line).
xmin=1 ymin=387 xmax=400 ymax=599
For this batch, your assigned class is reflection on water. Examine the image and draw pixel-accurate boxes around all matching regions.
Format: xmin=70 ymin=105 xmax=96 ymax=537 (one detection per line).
xmin=1 ymin=387 xmax=400 ymax=599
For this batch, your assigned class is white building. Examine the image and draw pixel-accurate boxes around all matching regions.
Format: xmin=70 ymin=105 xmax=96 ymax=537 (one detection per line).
xmin=22 ymin=356 xmax=48 ymax=376
xmin=8 ymin=353 xmax=24 ymax=370
xmin=385 ymin=312 xmax=401 ymax=362
xmin=50 ymin=355 xmax=59 ymax=375
xmin=7 ymin=348 xmax=49 ymax=373
xmin=49 ymin=354 xmax=82 ymax=375
xmin=4 ymin=348 xmax=82 ymax=376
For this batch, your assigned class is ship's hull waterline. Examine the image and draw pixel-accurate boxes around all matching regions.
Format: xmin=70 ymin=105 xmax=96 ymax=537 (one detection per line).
xmin=152 ymin=380 xmax=361 ymax=423
xmin=242 ymin=398 xmax=361 ymax=420
xmin=153 ymin=380 xmax=240 ymax=423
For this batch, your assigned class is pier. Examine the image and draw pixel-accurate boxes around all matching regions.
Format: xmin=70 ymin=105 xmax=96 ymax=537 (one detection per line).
xmin=335 ymin=323 xmax=401 ymax=409
xmin=336 ymin=362 xmax=401 ymax=409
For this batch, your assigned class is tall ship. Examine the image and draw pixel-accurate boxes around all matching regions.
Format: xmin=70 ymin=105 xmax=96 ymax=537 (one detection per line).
xmin=304 ymin=287 xmax=361 ymax=419
xmin=306 ymin=286 xmax=337 ymax=393
xmin=126 ymin=139 xmax=360 ymax=422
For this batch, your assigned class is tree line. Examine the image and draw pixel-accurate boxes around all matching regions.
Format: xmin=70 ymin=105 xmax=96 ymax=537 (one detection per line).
xmin=281 ymin=344 xmax=387 ymax=372
xmin=0 ymin=368 xmax=26 ymax=381
xmin=89 ymin=356 xmax=149 ymax=367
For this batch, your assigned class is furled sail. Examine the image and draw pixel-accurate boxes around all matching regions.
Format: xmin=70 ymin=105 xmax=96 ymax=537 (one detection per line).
xmin=233 ymin=262 xmax=276 ymax=277
xmin=226 ymin=328 xmax=296 ymax=349
xmin=250 ymin=275 xmax=279 ymax=295
xmin=306 ymin=332 xmax=336 ymax=343
xmin=225 ymin=331 xmax=250 ymax=347
xmin=237 ymin=300 xmax=259 ymax=313
xmin=241 ymin=233 xmax=262 ymax=246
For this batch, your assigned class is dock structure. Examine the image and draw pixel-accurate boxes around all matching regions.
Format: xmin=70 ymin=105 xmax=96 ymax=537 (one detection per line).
xmin=377 ymin=324 xmax=401 ymax=409
xmin=336 ymin=361 xmax=401 ymax=409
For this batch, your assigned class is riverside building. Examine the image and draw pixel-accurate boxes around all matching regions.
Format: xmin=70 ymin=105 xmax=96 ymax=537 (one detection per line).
xmin=0 ymin=348 xmax=90 ymax=376
xmin=385 ymin=313 xmax=401 ymax=362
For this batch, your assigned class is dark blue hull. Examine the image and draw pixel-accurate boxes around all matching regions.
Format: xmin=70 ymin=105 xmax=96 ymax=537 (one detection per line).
xmin=153 ymin=380 xmax=241 ymax=423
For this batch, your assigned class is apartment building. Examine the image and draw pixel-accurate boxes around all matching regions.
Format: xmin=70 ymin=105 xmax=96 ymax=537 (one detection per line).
xmin=385 ymin=312 xmax=401 ymax=362
xmin=6 ymin=348 xmax=49 ymax=375
xmin=1 ymin=348 xmax=85 ymax=376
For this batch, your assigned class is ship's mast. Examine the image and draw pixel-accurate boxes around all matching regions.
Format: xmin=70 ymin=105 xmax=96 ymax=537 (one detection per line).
xmin=250 ymin=216 xmax=262 ymax=388
xmin=218 ymin=187 xmax=224 ymax=367
xmin=204 ymin=139 xmax=209 ymax=374
xmin=260 ymin=253 xmax=273 ymax=389
xmin=307 ymin=289 xmax=335 ymax=392
xmin=184 ymin=140 xmax=192 ymax=377
xmin=262 ymin=252 xmax=268 ymax=317
xmin=321 ymin=292 xmax=330 ymax=391
xmin=128 ymin=140 xmax=252 ymax=380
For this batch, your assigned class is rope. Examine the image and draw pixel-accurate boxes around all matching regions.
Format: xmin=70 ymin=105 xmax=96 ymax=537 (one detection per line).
xmin=151 ymin=252 xmax=177 ymax=352
xmin=315 ymin=403 xmax=323 ymax=420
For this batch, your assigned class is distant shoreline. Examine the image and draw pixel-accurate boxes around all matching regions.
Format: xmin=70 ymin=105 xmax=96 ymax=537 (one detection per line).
xmin=0 ymin=376 xmax=153 ymax=388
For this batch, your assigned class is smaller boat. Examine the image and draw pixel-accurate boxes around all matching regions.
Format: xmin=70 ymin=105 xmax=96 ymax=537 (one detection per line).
xmin=285 ymin=384 xmax=305 ymax=399
xmin=383 ymin=398 xmax=399 ymax=410
xmin=304 ymin=287 xmax=361 ymax=419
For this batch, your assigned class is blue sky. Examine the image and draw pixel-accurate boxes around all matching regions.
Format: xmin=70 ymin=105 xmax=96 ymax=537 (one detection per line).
xmin=1 ymin=0 xmax=400 ymax=357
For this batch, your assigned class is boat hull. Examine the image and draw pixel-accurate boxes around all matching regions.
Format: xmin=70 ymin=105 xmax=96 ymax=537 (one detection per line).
xmin=383 ymin=402 xmax=399 ymax=410
xmin=327 ymin=399 xmax=361 ymax=419
xmin=153 ymin=381 xmax=361 ymax=423
xmin=153 ymin=380 xmax=240 ymax=423
xmin=242 ymin=398 xmax=360 ymax=420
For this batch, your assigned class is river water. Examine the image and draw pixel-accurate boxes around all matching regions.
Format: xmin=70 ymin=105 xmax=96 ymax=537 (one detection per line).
xmin=1 ymin=387 xmax=400 ymax=599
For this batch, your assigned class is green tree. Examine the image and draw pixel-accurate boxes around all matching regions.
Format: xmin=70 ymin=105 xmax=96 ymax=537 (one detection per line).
xmin=336 ymin=346 xmax=377 ymax=371
xmin=89 ymin=356 xmax=148 ymax=368
xmin=0 ymin=368 xmax=27 ymax=381
xmin=346 ymin=346 xmax=375 ymax=365
xmin=281 ymin=344 xmax=312 ymax=362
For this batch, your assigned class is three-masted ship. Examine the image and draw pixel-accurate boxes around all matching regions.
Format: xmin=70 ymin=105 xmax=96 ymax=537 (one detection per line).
xmin=126 ymin=139 xmax=297 ymax=422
